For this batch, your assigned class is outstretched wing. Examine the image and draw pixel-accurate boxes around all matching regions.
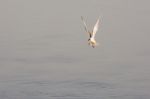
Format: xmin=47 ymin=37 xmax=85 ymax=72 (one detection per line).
xmin=81 ymin=16 xmax=91 ymax=37
xmin=92 ymin=18 xmax=100 ymax=38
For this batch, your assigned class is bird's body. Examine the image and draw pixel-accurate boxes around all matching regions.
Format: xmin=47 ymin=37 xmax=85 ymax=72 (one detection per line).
xmin=81 ymin=16 xmax=100 ymax=48
xmin=88 ymin=37 xmax=97 ymax=48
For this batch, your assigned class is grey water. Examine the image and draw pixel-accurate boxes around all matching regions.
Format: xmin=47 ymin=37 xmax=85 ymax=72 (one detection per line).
xmin=0 ymin=0 xmax=150 ymax=99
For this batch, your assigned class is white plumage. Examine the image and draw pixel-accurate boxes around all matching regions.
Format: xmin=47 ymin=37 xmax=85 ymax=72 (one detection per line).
xmin=81 ymin=16 xmax=100 ymax=48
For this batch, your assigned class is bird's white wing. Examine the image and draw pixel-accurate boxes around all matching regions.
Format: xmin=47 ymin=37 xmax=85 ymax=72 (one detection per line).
xmin=81 ymin=16 xmax=88 ymax=32
xmin=92 ymin=18 xmax=100 ymax=38
xmin=81 ymin=16 xmax=91 ymax=37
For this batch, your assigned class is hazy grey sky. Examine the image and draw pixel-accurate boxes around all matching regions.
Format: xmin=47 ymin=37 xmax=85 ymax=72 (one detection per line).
xmin=0 ymin=0 xmax=150 ymax=62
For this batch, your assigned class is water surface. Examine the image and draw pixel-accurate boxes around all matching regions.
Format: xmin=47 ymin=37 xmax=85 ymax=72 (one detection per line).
xmin=0 ymin=0 xmax=150 ymax=99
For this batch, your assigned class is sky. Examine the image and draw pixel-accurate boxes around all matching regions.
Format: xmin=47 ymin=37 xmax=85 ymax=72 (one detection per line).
xmin=0 ymin=0 xmax=150 ymax=65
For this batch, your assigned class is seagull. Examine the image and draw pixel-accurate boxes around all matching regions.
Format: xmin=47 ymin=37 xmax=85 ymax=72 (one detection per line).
xmin=81 ymin=16 xmax=100 ymax=48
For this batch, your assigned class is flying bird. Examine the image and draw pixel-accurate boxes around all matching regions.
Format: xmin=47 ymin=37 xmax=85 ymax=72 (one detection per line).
xmin=81 ymin=16 xmax=100 ymax=48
